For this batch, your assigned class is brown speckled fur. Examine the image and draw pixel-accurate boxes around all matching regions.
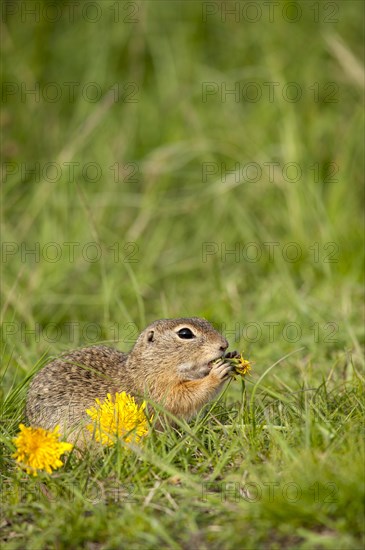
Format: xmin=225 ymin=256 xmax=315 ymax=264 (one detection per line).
xmin=26 ymin=317 xmax=232 ymax=444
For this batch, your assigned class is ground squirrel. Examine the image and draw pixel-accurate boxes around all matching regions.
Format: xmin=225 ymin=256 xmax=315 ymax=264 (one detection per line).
xmin=26 ymin=317 xmax=236 ymax=444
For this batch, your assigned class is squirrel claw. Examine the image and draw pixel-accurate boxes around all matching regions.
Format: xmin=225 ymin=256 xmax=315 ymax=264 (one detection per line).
xmin=224 ymin=350 xmax=239 ymax=359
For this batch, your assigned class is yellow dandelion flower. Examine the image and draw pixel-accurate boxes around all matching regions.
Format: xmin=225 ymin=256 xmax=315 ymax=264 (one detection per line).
xmin=85 ymin=392 xmax=150 ymax=447
xmin=231 ymin=354 xmax=252 ymax=377
xmin=13 ymin=424 xmax=73 ymax=476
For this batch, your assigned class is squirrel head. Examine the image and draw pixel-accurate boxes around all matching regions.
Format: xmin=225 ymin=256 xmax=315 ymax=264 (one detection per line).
xmin=127 ymin=317 xmax=229 ymax=381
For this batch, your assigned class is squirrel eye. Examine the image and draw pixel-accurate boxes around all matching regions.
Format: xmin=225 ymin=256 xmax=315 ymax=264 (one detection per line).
xmin=177 ymin=328 xmax=195 ymax=339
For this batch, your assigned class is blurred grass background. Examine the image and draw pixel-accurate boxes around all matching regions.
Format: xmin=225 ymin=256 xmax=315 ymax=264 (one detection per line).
xmin=1 ymin=0 xmax=364 ymax=548
xmin=2 ymin=0 xmax=363 ymax=371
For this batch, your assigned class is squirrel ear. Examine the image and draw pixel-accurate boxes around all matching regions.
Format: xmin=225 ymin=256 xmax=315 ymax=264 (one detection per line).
xmin=147 ymin=330 xmax=155 ymax=342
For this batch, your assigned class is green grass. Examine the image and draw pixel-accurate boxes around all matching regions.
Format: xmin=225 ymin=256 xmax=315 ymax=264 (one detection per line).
xmin=1 ymin=1 xmax=364 ymax=548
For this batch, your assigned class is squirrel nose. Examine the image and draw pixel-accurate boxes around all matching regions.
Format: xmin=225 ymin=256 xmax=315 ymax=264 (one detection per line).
xmin=220 ymin=339 xmax=229 ymax=352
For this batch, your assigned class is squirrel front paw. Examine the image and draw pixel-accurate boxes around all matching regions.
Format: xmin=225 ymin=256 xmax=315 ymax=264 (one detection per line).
xmin=209 ymin=358 xmax=233 ymax=383
xmin=224 ymin=350 xmax=239 ymax=359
